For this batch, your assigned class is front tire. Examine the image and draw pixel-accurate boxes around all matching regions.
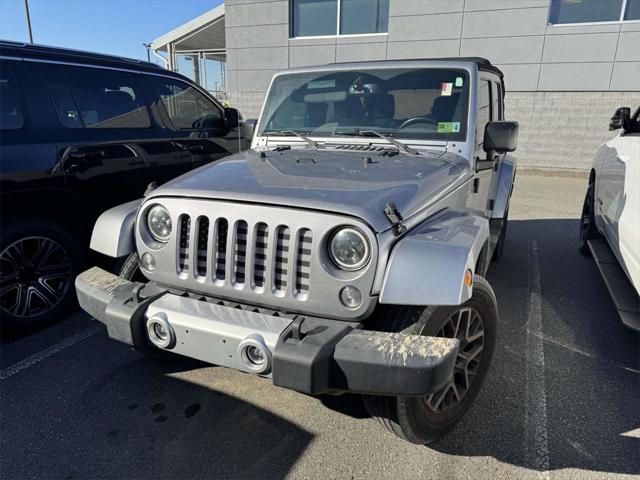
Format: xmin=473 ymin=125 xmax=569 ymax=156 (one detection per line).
xmin=0 ymin=219 xmax=82 ymax=335
xmin=579 ymin=180 xmax=599 ymax=256
xmin=117 ymin=252 xmax=178 ymax=361
xmin=363 ymin=276 xmax=497 ymax=444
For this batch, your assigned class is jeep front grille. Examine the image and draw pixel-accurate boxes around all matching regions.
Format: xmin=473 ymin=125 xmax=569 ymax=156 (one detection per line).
xmin=176 ymin=215 xmax=312 ymax=300
xmin=137 ymin=198 xmax=377 ymax=319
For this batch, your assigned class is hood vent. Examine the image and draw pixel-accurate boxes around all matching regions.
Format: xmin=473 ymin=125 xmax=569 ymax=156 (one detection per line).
xmin=332 ymin=144 xmax=389 ymax=152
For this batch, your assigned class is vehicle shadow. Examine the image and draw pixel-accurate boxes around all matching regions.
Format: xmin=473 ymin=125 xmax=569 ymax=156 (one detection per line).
xmin=426 ymin=218 xmax=640 ymax=475
xmin=0 ymin=348 xmax=313 ymax=480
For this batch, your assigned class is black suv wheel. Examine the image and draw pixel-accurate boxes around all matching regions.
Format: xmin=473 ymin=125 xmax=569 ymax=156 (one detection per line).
xmin=0 ymin=219 xmax=81 ymax=334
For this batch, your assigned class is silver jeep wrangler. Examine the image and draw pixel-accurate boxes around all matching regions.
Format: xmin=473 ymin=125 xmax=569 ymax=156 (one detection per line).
xmin=76 ymin=58 xmax=518 ymax=445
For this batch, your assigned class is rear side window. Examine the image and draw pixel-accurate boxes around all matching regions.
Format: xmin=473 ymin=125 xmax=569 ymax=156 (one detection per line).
xmin=41 ymin=64 xmax=150 ymax=129
xmin=491 ymin=81 xmax=502 ymax=121
xmin=0 ymin=64 xmax=25 ymax=130
xmin=476 ymin=80 xmax=491 ymax=149
xmin=151 ymin=76 xmax=223 ymax=130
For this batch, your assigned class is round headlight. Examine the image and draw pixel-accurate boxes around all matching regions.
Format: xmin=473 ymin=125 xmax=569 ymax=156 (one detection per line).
xmin=329 ymin=227 xmax=370 ymax=271
xmin=147 ymin=204 xmax=172 ymax=242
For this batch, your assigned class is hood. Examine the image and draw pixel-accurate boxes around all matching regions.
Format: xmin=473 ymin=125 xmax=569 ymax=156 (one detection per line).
xmin=150 ymin=148 xmax=471 ymax=232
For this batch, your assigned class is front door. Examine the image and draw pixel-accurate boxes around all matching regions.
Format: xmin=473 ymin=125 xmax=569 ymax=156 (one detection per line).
xmin=599 ymin=107 xmax=640 ymax=287
xmin=148 ymin=75 xmax=242 ymax=168
xmin=38 ymin=62 xmax=169 ymax=216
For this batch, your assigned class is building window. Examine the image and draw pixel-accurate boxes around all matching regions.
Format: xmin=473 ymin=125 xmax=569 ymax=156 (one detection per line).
xmin=549 ymin=0 xmax=639 ymax=25
xmin=625 ymin=0 xmax=640 ymax=20
xmin=291 ymin=0 xmax=389 ymax=37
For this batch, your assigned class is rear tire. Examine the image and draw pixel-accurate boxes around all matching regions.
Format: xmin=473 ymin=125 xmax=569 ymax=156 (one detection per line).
xmin=579 ymin=181 xmax=599 ymax=256
xmin=363 ymin=276 xmax=497 ymax=444
xmin=492 ymin=206 xmax=509 ymax=261
xmin=117 ymin=252 xmax=178 ymax=361
xmin=0 ymin=219 xmax=82 ymax=335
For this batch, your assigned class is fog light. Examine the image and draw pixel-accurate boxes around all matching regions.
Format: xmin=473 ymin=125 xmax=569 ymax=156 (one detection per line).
xmin=340 ymin=285 xmax=362 ymax=309
xmin=153 ymin=322 xmax=168 ymax=340
xmin=238 ymin=334 xmax=271 ymax=374
xmin=146 ymin=313 xmax=175 ymax=349
xmin=246 ymin=345 xmax=265 ymax=366
xmin=141 ymin=252 xmax=155 ymax=272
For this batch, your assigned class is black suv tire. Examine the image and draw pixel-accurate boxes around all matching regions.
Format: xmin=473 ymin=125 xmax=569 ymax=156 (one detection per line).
xmin=0 ymin=219 xmax=82 ymax=334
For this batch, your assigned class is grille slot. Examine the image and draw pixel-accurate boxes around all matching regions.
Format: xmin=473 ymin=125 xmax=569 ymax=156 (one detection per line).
xmin=233 ymin=221 xmax=248 ymax=285
xmin=253 ymin=223 xmax=269 ymax=289
xmin=196 ymin=217 xmax=209 ymax=277
xmin=178 ymin=215 xmax=191 ymax=273
xmin=176 ymin=215 xmax=314 ymax=300
xmin=274 ymin=226 xmax=290 ymax=293
xmin=214 ymin=218 xmax=228 ymax=281
xmin=295 ymin=229 xmax=312 ymax=298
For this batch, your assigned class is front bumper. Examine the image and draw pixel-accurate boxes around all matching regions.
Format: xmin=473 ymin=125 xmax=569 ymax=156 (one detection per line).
xmin=76 ymin=267 xmax=459 ymax=396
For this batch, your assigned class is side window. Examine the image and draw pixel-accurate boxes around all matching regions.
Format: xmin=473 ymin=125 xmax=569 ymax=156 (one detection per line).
xmin=491 ymin=82 xmax=502 ymax=121
xmin=151 ymin=77 xmax=223 ymax=130
xmin=0 ymin=63 xmax=25 ymax=130
xmin=476 ymin=80 xmax=491 ymax=150
xmin=41 ymin=64 xmax=151 ymax=129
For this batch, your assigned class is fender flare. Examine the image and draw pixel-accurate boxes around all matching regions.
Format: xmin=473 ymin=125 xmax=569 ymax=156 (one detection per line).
xmin=90 ymin=199 xmax=141 ymax=258
xmin=492 ymin=156 xmax=516 ymax=220
xmin=379 ymin=211 xmax=490 ymax=306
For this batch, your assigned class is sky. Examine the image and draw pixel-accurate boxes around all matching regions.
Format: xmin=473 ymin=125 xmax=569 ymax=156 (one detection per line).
xmin=0 ymin=0 xmax=222 ymax=62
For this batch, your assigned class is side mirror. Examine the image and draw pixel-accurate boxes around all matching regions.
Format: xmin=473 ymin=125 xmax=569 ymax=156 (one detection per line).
xmin=609 ymin=107 xmax=630 ymax=131
xmin=243 ymin=118 xmax=257 ymax=140
xmin=224 ymin=107 xmax=239 ymax=129
xmin=483 ymin=121 xmax=519 ymax=153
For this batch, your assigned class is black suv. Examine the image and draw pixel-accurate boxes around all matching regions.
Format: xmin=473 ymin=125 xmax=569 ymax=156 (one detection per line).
xmin=0 ymin=41 xmax=247 ymax=333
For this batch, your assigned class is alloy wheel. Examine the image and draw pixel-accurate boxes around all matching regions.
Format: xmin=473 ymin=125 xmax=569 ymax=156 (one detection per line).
xmin=424 ymin=307 xmax=485 ymax=413
xmin=0 ymin=236 xmax=72 ymax=318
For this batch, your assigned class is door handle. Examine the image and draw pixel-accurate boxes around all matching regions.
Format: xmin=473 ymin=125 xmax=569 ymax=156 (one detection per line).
xmin=65 ymin=149 xmax=105 ymax=173
xmin=68 ymin=150 xmax=105 ymax=160
xmin=175 ymin=142 xmax=205 ymax=153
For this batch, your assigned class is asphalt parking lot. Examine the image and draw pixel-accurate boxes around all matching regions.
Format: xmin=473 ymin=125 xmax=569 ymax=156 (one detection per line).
xmin=1 ymin=172 xmax=638 ymax=480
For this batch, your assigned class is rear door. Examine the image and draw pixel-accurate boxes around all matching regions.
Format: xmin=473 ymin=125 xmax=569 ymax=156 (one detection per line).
xmin=0 ymin=59 xmax=61 ymax=202
xmin=38 ymin=62 xmax=171 ymax=215
xmin=470 ymin=77 xmax=495 ymax=217
xmin=148 ymin=74 xmax=242 ymax=168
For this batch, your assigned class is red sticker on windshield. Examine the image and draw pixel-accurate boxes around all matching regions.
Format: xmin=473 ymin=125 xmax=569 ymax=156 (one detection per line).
xmin=441 ymin=83 xmax=453 ymax=96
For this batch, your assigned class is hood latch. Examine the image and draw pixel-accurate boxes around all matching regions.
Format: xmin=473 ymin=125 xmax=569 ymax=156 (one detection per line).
xmin=384 ymin=203 xmax=407 ymax=236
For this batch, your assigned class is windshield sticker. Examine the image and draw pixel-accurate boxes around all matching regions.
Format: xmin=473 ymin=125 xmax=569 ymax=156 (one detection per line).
xmin=441 ymin=82 xmax=453 ymax=96
xmin=437 ymin=122 xmax=461 ymax=133
xmin=308 ymin=80 xmax=336 ymax=90
xmin=455 ymin=77 xmax=464 ymax=87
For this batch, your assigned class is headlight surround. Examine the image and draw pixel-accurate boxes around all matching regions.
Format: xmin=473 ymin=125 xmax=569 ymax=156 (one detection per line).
xmin=146 ymin=204 xmax=172 ymax=242
xmin=329 ymin=227 xmax=370 ymax=271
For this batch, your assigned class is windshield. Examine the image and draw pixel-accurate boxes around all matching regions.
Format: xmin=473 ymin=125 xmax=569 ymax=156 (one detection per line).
xmin=258 ymin=68 xmax=470 ymax=142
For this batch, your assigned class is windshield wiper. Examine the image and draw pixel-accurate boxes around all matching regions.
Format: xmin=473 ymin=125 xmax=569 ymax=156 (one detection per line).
xmin=359 ymin=130 xmax=420 ymax=155
xmin=263 ymin=130 xmax=322 ymax=149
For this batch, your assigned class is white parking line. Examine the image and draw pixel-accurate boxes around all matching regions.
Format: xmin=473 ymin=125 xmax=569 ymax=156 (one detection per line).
xmin=524 ymin=240 xmax=550 ymax=478
xmin=0 ymin=325 xmax=102 ymax=381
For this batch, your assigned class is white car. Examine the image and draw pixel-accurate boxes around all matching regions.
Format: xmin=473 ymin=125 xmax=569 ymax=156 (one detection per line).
xmin=580 ymin=105 xmax=640 ymax=331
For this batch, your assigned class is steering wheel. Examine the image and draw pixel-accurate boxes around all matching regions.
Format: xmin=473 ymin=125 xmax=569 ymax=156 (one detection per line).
xmin=398 ymin=116 xmax=438 ymax=129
